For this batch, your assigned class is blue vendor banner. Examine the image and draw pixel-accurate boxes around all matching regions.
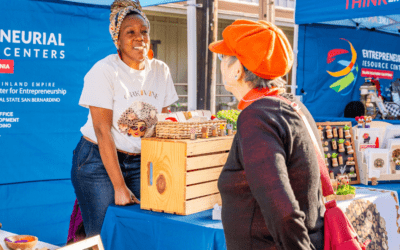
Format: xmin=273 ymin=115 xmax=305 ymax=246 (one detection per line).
xmin=295 ymin=0 xmax=400 ymax=24
xmin=62 ymin=0 xmax=184 ymax=7
xmin=0 ymin=0 xmax=115 ymax=184
xmin=297 ymin=24 xmax=400 ymax=118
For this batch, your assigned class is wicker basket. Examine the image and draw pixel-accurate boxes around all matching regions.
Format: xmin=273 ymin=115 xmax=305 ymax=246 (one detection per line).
xmin=156 ymin=120 xmax=227 ymax=139
xmin=335 ymin=193 xmax=356 ymax=201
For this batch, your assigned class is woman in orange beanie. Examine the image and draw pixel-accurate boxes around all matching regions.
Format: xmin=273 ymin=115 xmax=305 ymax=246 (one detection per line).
xmin=209 ymin=20 xmax=324 ymax=250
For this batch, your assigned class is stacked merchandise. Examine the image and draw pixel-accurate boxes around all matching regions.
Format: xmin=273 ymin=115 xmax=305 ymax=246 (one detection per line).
xmin=385 ymin=78 xmax=400 ymax=119
xmin=155 ymin=110 xmax=227 ymax=139
xmin=353 ymin=119 xmax=400 ymax=185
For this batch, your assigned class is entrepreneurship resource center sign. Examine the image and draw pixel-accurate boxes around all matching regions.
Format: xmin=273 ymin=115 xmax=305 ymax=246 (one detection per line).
xmin=0 ymin=29 xmax=66 ymax=60
xmin=0 ymin=29 xmax=68 ymax=130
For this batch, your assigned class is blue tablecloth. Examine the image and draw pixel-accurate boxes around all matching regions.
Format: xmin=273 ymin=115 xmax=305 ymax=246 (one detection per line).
xmin=101 ymin=205 xmax=226 ymax=250
xmin=100 ymin=183 xmax=400 ymax=250
xmin=355 ymin=181 xmax=400 ymax=197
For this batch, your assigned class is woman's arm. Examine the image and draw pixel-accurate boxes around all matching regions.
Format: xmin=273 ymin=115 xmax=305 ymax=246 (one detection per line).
xmin=90 ymin=106 xmax=140 ymax=205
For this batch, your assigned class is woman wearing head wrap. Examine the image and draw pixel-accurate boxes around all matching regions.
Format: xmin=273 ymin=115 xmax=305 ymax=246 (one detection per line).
xmin=209 ymin=20 xmax=325 ymax=250
xmin=70 ymin=0 xmax=178 ymax=237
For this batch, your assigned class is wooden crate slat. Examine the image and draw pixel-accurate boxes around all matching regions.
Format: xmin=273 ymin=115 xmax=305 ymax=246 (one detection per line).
xmin=186 ymin=180 xmax=219 ymax=199
xmin=185 ymin=193 xmax=222 ymax=215
xmin=186 ymin=137 xmax=233 ymax=156
xmin=140 ymin=140 xmax=187 ymax=214
xmin=186 ymin=166 xmax=223 ymax=185
xmin=186 ymin=152 xmax=228 ymax=171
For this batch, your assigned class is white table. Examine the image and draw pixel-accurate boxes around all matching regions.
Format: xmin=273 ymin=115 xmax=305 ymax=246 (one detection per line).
xmin=0 ymin=230 xmax=59 ymax=250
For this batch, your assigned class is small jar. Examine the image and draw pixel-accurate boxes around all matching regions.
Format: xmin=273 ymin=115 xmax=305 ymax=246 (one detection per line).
xmin=227 ymin=124 xmax=233 ymax=136
xmin=220 ymin=124 xmax=226 ymax=136
xmin=201 ymin=127 xmax=208 ymax=139
xmin=318 ymin=126 xmax=324 ymax=140
xmin=346 ymin=157 xmax=355 ymax=165
xmin=344 ymin=130 xmax=351 ymax=139
xmin=323 ymin=141 xmax=329 ymax=152
xmin=338 ymin=143 xmax=345 ymax=152
xmin=365 ymin=117 xmax=371 ymax=128
xmin=331 ymin=139 xmax=337 ymax=150
xmin=331 ymin=179 xmax=338 ymax=191
xmin=338 ymin=127 xmax=344 ymax=138
xmin=190 ymin=128 xmax=197 ymax=140
xmin=332 ymin=158 xmax=338 ymax=167
xmin=346 ymin=145 xmax=354 ymax=154
xmin=326 ymin=126 xmax=333 ymax=139
xmin=211 ymin=125 xmax=217 ymax=137
xmin=332 ymin=127 xmax=338 ymax=138
xmin=338 ymin=155 xmax=343 ymax=165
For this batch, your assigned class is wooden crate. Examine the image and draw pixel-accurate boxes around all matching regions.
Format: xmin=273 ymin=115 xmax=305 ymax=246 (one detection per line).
xmin=140 ymin=136 xmax=233 ymax=215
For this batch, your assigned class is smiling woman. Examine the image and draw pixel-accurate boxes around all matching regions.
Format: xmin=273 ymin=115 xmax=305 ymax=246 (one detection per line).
xmin=68 ymin=0 xmax=179 ymax=241
xmin=117 ymin=14 xmax=150 ymax=69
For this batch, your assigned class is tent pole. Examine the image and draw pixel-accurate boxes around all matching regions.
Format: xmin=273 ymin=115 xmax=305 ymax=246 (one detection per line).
xmin=210 ymin=0 xmax=218 ymax=115
xmin=291 ymin=24 xmax=298 ymax=95
xmin=187 ymin=0 xmax=197 ymax=111
xmin=290 ymin=0 xmax=298 ymax=96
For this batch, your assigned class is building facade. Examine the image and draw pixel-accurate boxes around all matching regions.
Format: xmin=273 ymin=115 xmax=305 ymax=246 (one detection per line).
xmin=143 ymin=0 xmax=295 ymax=112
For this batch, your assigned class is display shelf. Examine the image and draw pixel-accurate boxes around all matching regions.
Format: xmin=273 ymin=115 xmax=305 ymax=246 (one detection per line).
xmin=316 ymin=122 xmax=360 ymax=184
xmin=354 ymin=125 xmax=400 ymax=184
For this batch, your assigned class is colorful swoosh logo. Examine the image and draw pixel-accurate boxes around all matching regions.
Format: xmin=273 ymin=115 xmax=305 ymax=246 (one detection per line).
xmin=326 ymin=39 xmax=358 ymax=93
xmin=327 ymin=49 xmax=349 ymax=64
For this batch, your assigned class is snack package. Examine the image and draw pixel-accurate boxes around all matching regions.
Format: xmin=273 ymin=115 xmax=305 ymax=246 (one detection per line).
xmin=183 ymin=111 xmax=192 ymax=120
xmin=187 ymin=117 xmax=207 ymax=122
xmin=202 ymin=110 xmax=212 ymax=120
xmin=156 ymin=113 xmax=170 ymax=121
xmin=176 ymin=112 xmax=187 ymax=122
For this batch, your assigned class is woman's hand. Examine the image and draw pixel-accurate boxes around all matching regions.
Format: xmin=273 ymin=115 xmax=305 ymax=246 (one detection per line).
xmin=90 ymin=106 xmax=140 ymax=206
xmin=114 ymin=185 xmax=140 ymax=205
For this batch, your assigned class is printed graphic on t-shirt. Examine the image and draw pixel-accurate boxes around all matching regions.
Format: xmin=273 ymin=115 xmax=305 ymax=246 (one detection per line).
xmin=117 ymin=101 xmax=158 ymax=138
xmin=79 ymin=55 xmax=179 ymax=153
xmin=124 ymin=89 xmax=159 ymax=100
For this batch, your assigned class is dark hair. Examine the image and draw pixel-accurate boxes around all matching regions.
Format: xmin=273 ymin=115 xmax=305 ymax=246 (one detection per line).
xmin=344 ymin=101 xmax=365 ymax=118
xmin=227 ymin=56 xmax=287 ymax=90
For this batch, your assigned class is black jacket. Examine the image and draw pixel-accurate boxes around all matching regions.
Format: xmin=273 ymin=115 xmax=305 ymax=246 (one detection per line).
xmin=218 ymin=94 xmax=325 ymax=250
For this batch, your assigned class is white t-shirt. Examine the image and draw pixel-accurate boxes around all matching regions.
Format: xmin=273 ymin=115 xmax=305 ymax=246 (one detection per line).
xmin=79 ymin=54 xmax=179 ymax=153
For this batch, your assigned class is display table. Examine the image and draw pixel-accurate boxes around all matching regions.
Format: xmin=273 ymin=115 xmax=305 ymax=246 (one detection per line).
xmin=355 ymin=181 xmax=400 ymax=197
xmin=0 ymin=230 xmax=59 ymax=250
xmin=101 ymin=205 xmax=226 ymax=250
xmin=101 ymin=187 xmax=400 ymax=250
